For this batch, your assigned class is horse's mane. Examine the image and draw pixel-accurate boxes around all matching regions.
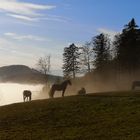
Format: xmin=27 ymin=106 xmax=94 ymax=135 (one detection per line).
xmin=62 ymin=79 xmax=70 ymax=84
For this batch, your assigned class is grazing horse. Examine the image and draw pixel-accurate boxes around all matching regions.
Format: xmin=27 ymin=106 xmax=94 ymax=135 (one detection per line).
xmin=49 ymin=80 xmax=72 ymax=98
xmin=23 ymin=90 xmax=32 ymax=102
xmin=77 ymin=87 xmax=86 ymax=95
xmin=132 ymin=81 xmax=140 ymax=90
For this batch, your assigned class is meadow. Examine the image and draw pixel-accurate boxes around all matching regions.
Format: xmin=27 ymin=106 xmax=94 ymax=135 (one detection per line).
xmin=0 ymin=92 xmax=140 ymax=139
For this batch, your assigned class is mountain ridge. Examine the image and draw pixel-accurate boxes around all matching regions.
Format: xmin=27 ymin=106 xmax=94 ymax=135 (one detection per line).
xmin=0 ymin=65 xmax=63 ymax=84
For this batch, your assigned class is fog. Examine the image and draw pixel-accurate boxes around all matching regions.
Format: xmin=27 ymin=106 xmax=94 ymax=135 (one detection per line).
xmin=0 ymin=72 xmax=137 ymax=107
xmin=65 ymin=71 xmax=139 ymax=95
xmin=0 ymin=83 xmax=48 ymax=106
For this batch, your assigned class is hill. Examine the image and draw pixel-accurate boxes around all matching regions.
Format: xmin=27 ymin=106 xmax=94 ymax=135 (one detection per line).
xmin=0 ymin=92 xmax=140 ymax=139
xmin=0 ymin=65 xmax=63 ymax=84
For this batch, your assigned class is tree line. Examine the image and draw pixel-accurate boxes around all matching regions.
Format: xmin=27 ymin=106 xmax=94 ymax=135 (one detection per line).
xmin=63 ymin=18 xmax=140 ymax=83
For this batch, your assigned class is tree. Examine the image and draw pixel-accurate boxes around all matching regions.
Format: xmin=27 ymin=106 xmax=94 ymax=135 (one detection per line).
xmin=92 ymin=33 xmax=111 ymax=72
xmin=37 ymin=55 xmax=51 ymax=75
xmin=63 ymin=43 xmax=80 ymax=78
xmin=115 ymin=18 xmax=140 ymax=72
xmin=123 ymin=18 xmax=138 ymax=32
xmin=113 ymin=34 xmax=121 ymax=59
xmin=80 ymin=41 xmax=93 ymax=73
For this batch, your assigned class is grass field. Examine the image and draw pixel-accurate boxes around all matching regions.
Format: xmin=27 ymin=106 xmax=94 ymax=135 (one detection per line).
xmin=0 ymin=91 xmax=140 ymax=140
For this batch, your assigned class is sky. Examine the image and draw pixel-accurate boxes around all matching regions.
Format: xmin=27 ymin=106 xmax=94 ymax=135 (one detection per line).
xmin=0 ymin=0 xmax=139 ymax=76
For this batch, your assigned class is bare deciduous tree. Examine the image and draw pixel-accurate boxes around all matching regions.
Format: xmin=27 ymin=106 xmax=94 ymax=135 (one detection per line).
xmin=80 ymin=42 xmax=94 ymax=73
xmin=37 ymin=55 xmax=51 ymax=75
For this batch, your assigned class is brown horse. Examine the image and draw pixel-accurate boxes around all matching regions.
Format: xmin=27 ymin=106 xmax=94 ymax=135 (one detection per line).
xmin=23 ymin=90 xmax=32 ymax=102
xmin=49 ymin=80 xmax=72 ymax=98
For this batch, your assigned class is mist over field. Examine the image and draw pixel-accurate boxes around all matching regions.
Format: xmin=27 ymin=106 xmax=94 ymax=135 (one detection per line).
xmin=64 ymin=70 xmax=140 ymax=95
xmin=0 ymin=83 xmax=44 ymax=106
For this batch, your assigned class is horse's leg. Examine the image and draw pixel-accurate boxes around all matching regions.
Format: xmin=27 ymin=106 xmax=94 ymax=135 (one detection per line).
xmin=52 ymin=89 xmax=55 ymax=98
xmin=29 ymin=95 xmax=31 ymax=101
xmin=23 ymin=96 xmax=26 ymax=102
xmin=62 ymin=89 xmax=66 ymax=97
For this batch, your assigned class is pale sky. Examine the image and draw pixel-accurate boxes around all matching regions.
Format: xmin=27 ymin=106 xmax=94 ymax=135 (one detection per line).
xmin=0 ymin=0 xmax=140 ymax=75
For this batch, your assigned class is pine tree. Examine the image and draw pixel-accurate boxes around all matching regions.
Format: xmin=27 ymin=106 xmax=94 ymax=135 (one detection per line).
xmin=92 ymin=33 xmax=111 ymax=72
xmin=115 ymin=18 xmax=140 ymax=72
xmin=63 ymin=43 xmax=80 ymax=78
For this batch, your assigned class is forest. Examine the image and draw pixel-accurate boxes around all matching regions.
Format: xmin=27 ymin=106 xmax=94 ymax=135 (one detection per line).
xmin=62 ymin=18 xmax=140 ymax=92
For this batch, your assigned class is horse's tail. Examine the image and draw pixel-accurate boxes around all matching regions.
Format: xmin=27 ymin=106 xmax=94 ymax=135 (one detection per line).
xmin=23 ymin=93 xmax=25 ymax=102
xmin=49 ymin=87 xmax=53 ymax=98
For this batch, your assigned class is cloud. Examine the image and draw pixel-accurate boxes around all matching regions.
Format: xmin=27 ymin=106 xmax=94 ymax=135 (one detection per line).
xmin=0 ymin=0 xmax=56 ymax=21
xmin=7 ymin=14 xmax=39 ymax=21
xmin=0 ymin=0 xmax=70 ymax=23
xmin=4 ymin=32 xmax=50 ymax=42
xmin=42 ymin=15 xmax=71 ymax=23
xmin=97 ymin=28 xmax=119 ymax=40
xmin=7 ymin=14 xmax=71 ymax=23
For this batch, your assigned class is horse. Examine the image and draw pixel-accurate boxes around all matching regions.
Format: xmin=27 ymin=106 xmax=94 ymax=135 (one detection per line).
xmin=23 ymin=90 xmax=32 ymax=102
xmin=77 ymin=87 xmax=86 ymax=95
xmin=131 ymin=81 xmax=140 ymax=90
xmin=49 ymin=79 xmax=72 ymax=98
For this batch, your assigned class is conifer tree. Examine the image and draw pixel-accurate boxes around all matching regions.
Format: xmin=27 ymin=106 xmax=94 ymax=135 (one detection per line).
xmin=92 ymin=33 xmax=111 ymax=72
xmin=63 ymin=43 xmax=80 ymax=78
xmin=115 ymin=18 xmax=140 ymax=72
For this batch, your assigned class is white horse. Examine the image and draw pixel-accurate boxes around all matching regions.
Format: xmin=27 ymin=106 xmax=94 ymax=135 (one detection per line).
xmin=23 ymin=90 xmax=32 ymax=102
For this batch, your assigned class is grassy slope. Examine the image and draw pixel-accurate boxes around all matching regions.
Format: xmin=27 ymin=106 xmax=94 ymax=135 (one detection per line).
xmin=0 ymin=92 xmax=140 ymax=140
